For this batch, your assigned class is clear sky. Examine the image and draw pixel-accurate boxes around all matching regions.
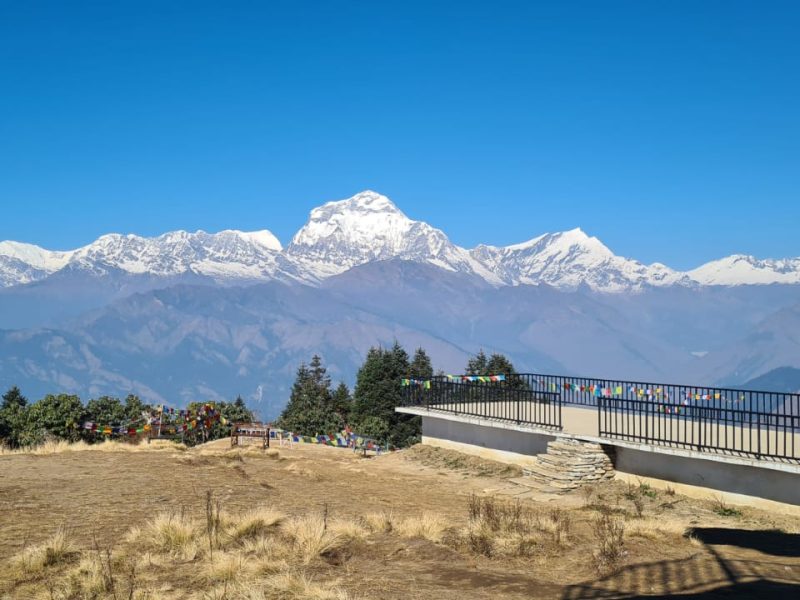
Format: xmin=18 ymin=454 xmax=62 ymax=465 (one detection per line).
xmin=0 ymin=1 xmax=798 ymax=270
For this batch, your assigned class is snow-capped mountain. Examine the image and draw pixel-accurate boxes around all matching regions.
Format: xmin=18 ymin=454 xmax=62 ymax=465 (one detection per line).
xmin=688 ymin=255 xmax=800 ymax=286
xmin=65 ymin=229 xmax=295 ymax=282
xmin=471 ymin=228 xmax=685 ymax=291
xmin=286 ymin=190 xmax=503 ymax=283
xmin=0 ymin=241 xmax=74 ymax=286
xmin=0 ymin=229 xmax=303 ymax=287
xmin=1 ymin=190 xmax=799 ymax=291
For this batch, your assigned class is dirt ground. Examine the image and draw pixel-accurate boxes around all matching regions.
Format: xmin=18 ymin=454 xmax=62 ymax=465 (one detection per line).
xmin=1 ymin=440 xmax=799 ymax=599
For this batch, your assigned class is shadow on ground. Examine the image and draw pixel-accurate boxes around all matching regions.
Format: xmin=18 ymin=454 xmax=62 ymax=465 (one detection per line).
xmin=561 ymin=527 xmax=800 ymax=599
xmin=688 ymin=527 xmax=800 ymax=557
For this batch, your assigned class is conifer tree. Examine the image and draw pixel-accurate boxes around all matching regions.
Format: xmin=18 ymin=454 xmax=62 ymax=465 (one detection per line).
xmin=277 ymin=356 xmax=342 ymax=435
xmin=466 ymin=349 xmax=488 ymax=375
xmin=331 ymin=382 xmax=352 ymax=426
xmin=464 ymin=350 xmax=526 ymax=388
xmin=0 ymin=386 xmax=28 ymax=448
xmin=352 ymin=342 xmax=420 ymax=448
xmin=410 ymin=347 xmax=434 ymax=379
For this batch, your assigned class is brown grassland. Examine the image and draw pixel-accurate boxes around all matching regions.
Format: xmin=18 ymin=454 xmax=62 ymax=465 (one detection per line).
xmin=1 ymin=439 xmax=799 ymax=599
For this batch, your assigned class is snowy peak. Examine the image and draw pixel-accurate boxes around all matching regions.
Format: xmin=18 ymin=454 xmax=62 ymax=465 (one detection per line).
xmin=472 ymin=227 xmax=682 ymax=291
xmin=0 ymin=241 xmax=75 ymax=286
xmin=688 ymin=255 xmax=800 ymax=286
xmin=0 ymin=240 xmax=74 ymax=272
xmin=289 ymin=190 xmax=412 ymax=254
xmin=287 ymin=190 xmax=499 ymax=282
xmin=232 ymin=230 xmax=283 ymax=251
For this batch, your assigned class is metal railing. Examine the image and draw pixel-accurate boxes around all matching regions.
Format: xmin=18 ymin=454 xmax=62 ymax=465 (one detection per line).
xmin=598 ymin=396 xmax=800 ymax=461
xmin=400 ymin=378 xmax=562 ymax=430
xmin=400 ymin=373 xmax=800 ymax=462
xmin=508 ymin=373 xmax=800 ymax=420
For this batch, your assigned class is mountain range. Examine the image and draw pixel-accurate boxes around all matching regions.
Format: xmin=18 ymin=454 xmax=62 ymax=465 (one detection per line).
xmin=1 ymin=190 xmax=799 ymax=418
xmin=3 ymin=190 xmax=800 ymax=292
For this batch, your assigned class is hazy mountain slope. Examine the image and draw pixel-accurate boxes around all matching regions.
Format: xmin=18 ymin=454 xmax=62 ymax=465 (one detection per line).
xmin=0 ymin=266 xmax=216 ymax=330
xmin=695 ymin=302 xmax=800 ymax=386
xmin=742 ymin=367 xmax=800 ymax=393
xmin=0 ymin=279 xmax=476 ymax=418
xmin=1 ymin=259 xmax=799 ymax=415
xmin=320 ymin=261 xmax=688 ymax=380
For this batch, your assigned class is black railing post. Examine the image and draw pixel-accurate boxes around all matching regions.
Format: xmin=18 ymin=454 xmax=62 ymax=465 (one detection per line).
xmin=597 ymin=397 xmax=602 ymax=436
xmin=756 ymin=411 xmax=762 ymax=459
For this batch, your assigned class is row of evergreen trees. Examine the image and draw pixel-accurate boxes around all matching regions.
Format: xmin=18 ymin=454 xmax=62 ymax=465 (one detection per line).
xmin=277 ymin=344 xmax=519 ymax=448
xmin=0 ymin=345 xmax=518 ymax=450
xmin=0 ymin=388 xmax=255 ymax=448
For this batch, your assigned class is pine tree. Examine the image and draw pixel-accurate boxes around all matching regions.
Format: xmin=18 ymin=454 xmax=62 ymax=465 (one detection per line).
xmin=466 ymin=349 xmax=488 ymax=375
xmin=486 ymin=353 xmax=517 ymax=377
xmin=277 ymin=356 xmax=341 ymax=435
xmin=331 ymin=382 xmax=352 ymax=426
xmin=464 ymin=350 xmax=526 ymax=389
xmin=352 ymin=342 xmax=420 ymax=448
xmin=410 ymin=347 xmax=433 ymax=379
xmin=0 ymin=386 xmax=28 ymax=448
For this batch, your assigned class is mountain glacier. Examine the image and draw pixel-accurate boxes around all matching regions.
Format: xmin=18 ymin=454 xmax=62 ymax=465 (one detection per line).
xmin=1 ymin=190 xmax=799 ymax=291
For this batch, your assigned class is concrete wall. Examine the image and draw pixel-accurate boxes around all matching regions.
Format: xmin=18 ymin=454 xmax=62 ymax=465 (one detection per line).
xmin=422 ymin=415 xmax=555 ymax=467
xmin=614 ymin=445 xmax=800 ymax=508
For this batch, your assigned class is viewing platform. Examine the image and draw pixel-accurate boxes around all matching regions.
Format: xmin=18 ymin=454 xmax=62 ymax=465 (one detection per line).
xmin=397 ymin=373 xmax=800 ymax=512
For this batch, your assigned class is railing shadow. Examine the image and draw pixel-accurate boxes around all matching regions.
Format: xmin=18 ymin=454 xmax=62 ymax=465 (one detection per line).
xmin=688 ymin=527 xmax=800 ymax=558
xmin=561 ymin=527 xmax=800 ymax=599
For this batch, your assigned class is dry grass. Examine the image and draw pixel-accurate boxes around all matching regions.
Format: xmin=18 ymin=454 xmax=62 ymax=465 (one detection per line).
xmin=239 ymin=572 xmax=352 ymax=599
xmin=3 ymin=443 xmax=796 ymax=599
xmin=593 ymin=511 xmax=626 ymax=574
xmin=361 ymin=511 xmax=395 ymax=534
xmin=228 ymin=506 xmax=286 ymax=542
xmin=208 ymin=550 xmax=253 ymax=583
xmin=9 ymin=527 xmax=77 ymax=578
xmin=625 ymin=517 xmax=689 ymax=540
xmin=283 ymin=514 xmax=352 ymax=564
xmin=0 ymin=438 xmax=186 ymax=456
xmin=283 ymin=462 xmax=321 ymax=479
xmin=439 ymin=495 xmax=575 ymax=560
xmin=392 ymin=513 xmax=449 ymax=543
xmin=126 ymin=511 xmax=199 ymax=560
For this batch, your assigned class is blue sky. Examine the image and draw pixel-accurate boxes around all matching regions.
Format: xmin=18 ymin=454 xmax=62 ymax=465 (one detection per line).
xmin=0 ymin=1 xmax=798 ymax=270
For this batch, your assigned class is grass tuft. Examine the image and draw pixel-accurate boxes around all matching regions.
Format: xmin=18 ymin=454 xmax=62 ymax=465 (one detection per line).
xmin=228 ymin=506 xmax=286 ymax=542
xmin=10 ymin=527 xmax=78 ymax=579
xmin=393 ymin=513 xmax=449 ymax=543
